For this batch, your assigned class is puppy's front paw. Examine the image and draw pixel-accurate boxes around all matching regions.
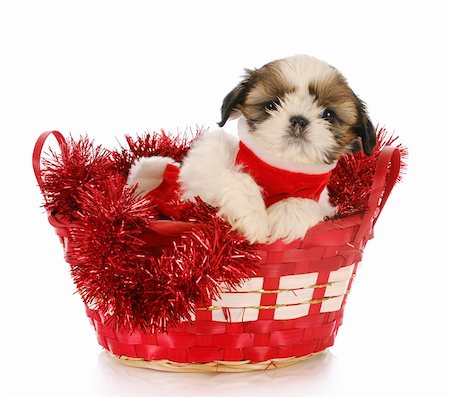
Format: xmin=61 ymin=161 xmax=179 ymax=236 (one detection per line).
xmin=319 ymin=187 xmax=337 ymax=219
xmin=268 ymin=198 xmax=324 ymax=243
xmin=226 ymin=205 xmax=269 ymax=244
xmin=217 ymin=172 xmax=269 ymax=244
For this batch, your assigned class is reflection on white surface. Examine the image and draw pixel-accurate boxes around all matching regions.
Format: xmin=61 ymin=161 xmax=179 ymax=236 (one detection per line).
xmin=93 ymin=350 xmax=337 ymax=396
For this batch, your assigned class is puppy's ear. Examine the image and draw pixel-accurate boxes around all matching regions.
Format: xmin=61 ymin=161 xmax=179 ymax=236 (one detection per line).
xmin=218 ymin=69 xmax=255 ymax=127
xmin=353 ymin=99 xmax=376 ymax=156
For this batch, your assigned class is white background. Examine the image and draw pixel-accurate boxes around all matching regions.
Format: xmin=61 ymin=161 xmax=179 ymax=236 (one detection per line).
xmin=1 ymin=0 xmax=449 ymax=396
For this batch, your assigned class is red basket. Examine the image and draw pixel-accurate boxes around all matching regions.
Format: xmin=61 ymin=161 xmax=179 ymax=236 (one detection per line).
xmin=33 ymin=131 xmax=401 ymax=372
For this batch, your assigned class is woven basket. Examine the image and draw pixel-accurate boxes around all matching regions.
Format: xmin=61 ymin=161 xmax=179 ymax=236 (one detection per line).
xmin=33 ymin=131 xmax=401 ymax=372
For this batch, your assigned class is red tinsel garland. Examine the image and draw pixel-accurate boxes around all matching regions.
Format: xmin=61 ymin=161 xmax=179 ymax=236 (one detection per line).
xmin=38 ymin=127 xmax=406 ymax=332
xmin=111 ymin=129 xmax=201 ymax=181
xmin=69 ymin=186 xmax=259 ymax=331
xmin=69 ymin=179 xmax=158 ymax=331
xmin=41 ymin=135 xmax=115 ymax=219
xmin=125 ymin=129 xmax=199 ymax=162
xmin=328 ymin=128 xmax=408 ymax=218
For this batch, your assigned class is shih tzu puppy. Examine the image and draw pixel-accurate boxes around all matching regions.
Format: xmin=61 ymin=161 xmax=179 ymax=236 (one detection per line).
xmin=128 ymin=55 xmax=376 ymax=244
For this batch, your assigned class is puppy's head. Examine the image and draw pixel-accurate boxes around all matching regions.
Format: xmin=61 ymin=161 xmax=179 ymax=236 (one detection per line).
xmin=219 ymin=55 xmax=376 ymax=165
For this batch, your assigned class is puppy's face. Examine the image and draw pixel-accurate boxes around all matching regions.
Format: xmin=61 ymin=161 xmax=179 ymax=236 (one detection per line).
xmin=219 ymin=55 xmax=376 ymax=165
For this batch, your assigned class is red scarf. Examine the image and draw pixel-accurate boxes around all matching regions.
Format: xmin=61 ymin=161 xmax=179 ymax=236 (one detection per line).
xmin=235 ymin=141 xmax=332 ymax=207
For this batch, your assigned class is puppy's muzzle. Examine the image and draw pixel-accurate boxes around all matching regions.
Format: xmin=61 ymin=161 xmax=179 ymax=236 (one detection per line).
xmin=289 ymin=115 xmax=309 ymax=138
xmin=290 ymin=115 xmax=309 ymax=129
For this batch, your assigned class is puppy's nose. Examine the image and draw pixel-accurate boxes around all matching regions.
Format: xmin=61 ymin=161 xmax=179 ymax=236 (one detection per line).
xmin=290 ymin=116 xmax=309 ymax=129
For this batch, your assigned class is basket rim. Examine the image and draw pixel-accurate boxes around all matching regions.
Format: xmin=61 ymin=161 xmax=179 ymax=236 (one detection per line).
xmin=107 ymin=349 xmax=328 ymax=373
xmin=47 ymin=209 xmax=366 ymax=248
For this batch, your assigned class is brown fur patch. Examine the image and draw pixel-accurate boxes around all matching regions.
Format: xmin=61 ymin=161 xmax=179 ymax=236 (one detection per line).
xmin=308 ymin=72 xmax=362 ymax=160
xmin=238 ymin=62 xmax=296 ymax=127
xmin=309 ymin=73 xmax=359 ymax=126
xmin=328 ymin=124 xmax=358 ymax=161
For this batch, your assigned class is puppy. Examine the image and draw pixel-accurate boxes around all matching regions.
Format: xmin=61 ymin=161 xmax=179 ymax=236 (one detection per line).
xmin=128 ymin=55 xmax=376 ymax=244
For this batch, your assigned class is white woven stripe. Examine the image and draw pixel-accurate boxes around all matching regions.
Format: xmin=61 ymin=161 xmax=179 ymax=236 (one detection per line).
xmin=273 ymin=274 xmax=318 ymax=320
xmin=323 ymin=264 xmax=354 ymax=298
xmin=220 ymin=277 xmax=264 ymax=293
xmin=320 ymin=296 xmax=345 ymax=313
xmin=278 ymin=273 xmax=319 ymax=290
xmin=323 ymin=280 xmax=349 ymax=297
xmin=321 ymin=264 xmax=355 ymax=312
xmin=327 ymin=264 xmax=355 ymax=283
xmin=274 ymin=304 xmax=310 ymax=320
xmin=212 ymin=308 xmax=259 ymax=322
xmin=276 ymin=288 xmax=315 ymax=305
xmin=189 ymin=265 xmax=355 ymax=322
xmin=212 ymin=292 xmax=261 ymax=308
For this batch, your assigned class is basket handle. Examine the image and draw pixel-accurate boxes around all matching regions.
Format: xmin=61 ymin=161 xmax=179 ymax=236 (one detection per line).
xmin=356 ymin=145 xmax=401 ymax=242
xmin=32 ymin=130 xmax=66 ymax=192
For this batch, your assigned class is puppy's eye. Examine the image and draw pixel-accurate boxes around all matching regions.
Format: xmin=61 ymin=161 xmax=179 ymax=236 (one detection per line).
xmin=321 ymin=108 xmax=338 ymax=122
xmin=264 ymin=100 xmax=278 ymax=111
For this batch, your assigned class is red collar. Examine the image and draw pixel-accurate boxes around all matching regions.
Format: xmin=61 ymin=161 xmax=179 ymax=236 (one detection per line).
xmin=235 ymin=141 xmax=333 ymax=207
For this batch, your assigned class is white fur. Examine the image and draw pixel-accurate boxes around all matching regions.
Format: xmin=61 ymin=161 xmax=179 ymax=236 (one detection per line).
xmin=278 ymin=55 xmax=335 ymax=92
xmin=127 ymin=156 xmax=178 ymax=197
xmin=180 ymin=130 xmax=269 ymax=244
xmin=319 ymin=187 xmax=337 ymax=219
